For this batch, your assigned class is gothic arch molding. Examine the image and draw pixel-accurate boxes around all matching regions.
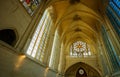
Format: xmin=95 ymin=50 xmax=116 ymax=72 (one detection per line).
xmin=65 ymin=62 xmax=102 ymax=77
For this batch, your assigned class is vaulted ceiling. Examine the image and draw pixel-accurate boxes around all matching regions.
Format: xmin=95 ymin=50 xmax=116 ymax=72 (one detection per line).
xmin=47 ymin=0 xmax=104 ymax=55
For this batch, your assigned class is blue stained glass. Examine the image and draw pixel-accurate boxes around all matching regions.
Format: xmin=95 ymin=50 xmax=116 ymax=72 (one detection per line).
xmin=107 ymin=13 xmax=120 ymax=36
xmin=101 ymin=26 xmax=120 ymax=72
xmin=109 ymin=2 xmax=120 ymax=17
xmin=113 ymin=0 xmax=120 ymax=8
xmin=107 ymin=7 xmax=120 ymax=28
xmin=106 ymin=8 xmax=120 ymax=37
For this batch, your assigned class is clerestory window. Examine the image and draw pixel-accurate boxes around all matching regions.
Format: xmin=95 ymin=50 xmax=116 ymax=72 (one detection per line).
xmin=26 ymin=6 xmax=53 ymax=62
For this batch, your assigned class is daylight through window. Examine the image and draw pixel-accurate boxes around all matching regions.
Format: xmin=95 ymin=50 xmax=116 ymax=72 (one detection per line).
xmin=70 ymin=41 xmax=91 ymax=57
xmin=26 ymin=6 xmax=53 ymax=62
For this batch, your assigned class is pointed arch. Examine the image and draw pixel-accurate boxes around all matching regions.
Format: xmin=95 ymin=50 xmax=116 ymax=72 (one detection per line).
xmin=65 ymin=62 xmax=102 ymax=77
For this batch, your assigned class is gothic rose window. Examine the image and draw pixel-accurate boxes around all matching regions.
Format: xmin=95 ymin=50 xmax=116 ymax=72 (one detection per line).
xmin=70 ymin=41 xmax=91 ymax=57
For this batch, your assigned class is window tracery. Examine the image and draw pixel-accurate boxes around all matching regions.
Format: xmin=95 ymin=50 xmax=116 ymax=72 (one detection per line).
xmin=26 ymin=6 xmax=53 ymax=62
xmin=70 ymin=41 xmax=91 ymax=57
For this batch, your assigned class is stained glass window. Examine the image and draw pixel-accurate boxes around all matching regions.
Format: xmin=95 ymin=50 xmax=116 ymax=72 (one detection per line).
xmin=106 ymin=0 xmax=120 ymax=37
xmin=70 ymin=41 xmax=91 ymax=57
xmin=113 ymin=0 xmax=120 ymax=8
xmin=20 ymin=0 xmax=41 ymax=15
xmin=101 ymin=26 xmax=120 ymax=72
xmin=109 ymin=1 xmax=120 ymax=17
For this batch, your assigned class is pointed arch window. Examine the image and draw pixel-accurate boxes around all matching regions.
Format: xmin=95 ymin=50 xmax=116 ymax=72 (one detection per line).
xmin=26 ymin=6 xmax=53 ymax=62
xmin=70 ymin=41 xmax=91 ymax=57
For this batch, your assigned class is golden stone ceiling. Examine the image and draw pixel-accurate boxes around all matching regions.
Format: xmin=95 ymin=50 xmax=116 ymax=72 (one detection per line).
xmin=47 ymin=0 xmax=103 ymax=55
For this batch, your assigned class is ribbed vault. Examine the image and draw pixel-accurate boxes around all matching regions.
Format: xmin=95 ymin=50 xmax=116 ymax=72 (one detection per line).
xmin=46 ymin=0 xmax=104 ymax=74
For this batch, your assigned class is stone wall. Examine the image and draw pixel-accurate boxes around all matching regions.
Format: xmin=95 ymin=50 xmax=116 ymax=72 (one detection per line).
xmin=0 ymin=0 xmax=31 ymax=39
xmin=0 ymin=42 xmax=59 ymax=77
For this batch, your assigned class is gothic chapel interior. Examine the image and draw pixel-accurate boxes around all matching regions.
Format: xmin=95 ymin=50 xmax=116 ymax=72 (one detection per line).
xmin=0 ymin=0 xmax=120 ymax=77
